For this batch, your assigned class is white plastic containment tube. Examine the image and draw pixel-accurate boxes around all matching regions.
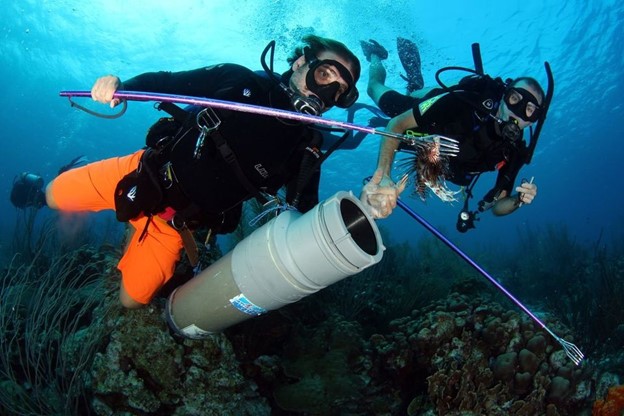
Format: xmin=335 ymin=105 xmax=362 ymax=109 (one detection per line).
xmin=166 ymin=191 xmax=384 ymax=338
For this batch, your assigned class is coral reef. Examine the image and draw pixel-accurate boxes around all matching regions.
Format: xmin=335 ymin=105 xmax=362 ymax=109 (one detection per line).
xmin=271 ymin=315 xmax=381 ymax=415
xmin=2 ymin=213 xmax=621 ymax=415
xmin=495 ymin=224 xmax=624 ymax=358
xmin=0 ymin=220 xmax=269 ymax=416
xmin=242 ymin=312 xmax=404 ymax=415
xmin=313 ymin=237 xmax=454 ymax=332
xmin=89 ymin=302 xmax=270 ymax=415
xmin=238 ymin=288 xmax=594 ymax=415
xmin=593 ymin=385 xmax=624 ymax=416
xmin=367 ymin=290 xmax=593 ymax=415
xmin=0 ymin=245 xmax=116 ymax=416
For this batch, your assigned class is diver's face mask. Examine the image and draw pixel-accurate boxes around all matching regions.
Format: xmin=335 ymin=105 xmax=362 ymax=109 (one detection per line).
xmin=503 ymin=87 xmax=541 ymax=123
xmin=302 ymin=47 xmax=358 ymax=111
xmin=495 ymin=85 xmax=542 ymax=142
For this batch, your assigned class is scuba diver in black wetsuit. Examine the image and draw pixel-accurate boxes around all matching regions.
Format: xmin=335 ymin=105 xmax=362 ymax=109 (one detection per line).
xmin=28 ymin=35 xmax=360 ymax=310
xmin=11 ymin=173 xmax=46 ymax=209
xmin=359 ymin=38 xmax=551 ymax=233
xmin=10 ymin=156 xmax=88 ymax=209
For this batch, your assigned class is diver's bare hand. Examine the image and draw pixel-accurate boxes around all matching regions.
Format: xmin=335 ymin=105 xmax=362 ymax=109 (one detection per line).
xmin=360 ymin=168 xmax=408 ymax=219
xmin=516 ymin=181 xmax=537 ymax=205
xmin=91 ymin=75 xmax=122 ymax=108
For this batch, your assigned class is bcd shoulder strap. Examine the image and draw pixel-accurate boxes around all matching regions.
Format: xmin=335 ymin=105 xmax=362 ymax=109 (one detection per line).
xmin=208 ymin=126 xmax=269 ymax=205
xmin=157 ymin=102 xmax=269 ymax=206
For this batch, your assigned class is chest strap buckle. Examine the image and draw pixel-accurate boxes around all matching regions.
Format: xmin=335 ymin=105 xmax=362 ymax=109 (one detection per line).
xmin=194 ymin=107 xmax=221 ymax=159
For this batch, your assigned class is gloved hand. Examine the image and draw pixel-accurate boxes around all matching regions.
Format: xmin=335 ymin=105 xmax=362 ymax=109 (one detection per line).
xmin=91 ymin=75 xmax=122 ymax=108
xmin=516 ymin=180 xmax=537 ymax=206
xmin=360 ymin=168 xmax=408 ymax=219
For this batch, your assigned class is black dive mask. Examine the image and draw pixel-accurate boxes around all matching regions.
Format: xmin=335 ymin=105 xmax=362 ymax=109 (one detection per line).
xmin=504 ymin=87 xmax=541 ymax=122
xmin=303 ymin=47 xmax=358 ymax=109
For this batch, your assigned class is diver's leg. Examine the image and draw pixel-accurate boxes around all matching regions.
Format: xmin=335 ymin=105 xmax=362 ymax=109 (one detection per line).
xmin=361 ymin=39 xmax=393 ymax=105
xmin=367 ymin=55 xmax=395 ymax=105
xmin=46 ymin=150 xmax=144 ymax=211
xmin=118 ymin=216 xmax=183 ymax=308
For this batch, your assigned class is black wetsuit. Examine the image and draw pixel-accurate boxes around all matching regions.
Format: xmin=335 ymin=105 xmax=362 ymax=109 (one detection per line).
xmin=400 ymin=90 xmax=528 ymax=196
xmin=123 ymin=64 xmax=320 ymax=232
xmin=377 ymin=90 xmax=417 ymax=118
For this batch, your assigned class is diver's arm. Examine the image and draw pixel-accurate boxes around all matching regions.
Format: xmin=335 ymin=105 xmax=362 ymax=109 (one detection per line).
xmin=491 ymin=191 xmax=520 ymax=216
xmin=91 ymin=70 xmax=206 ymax=105
xmin=491 ymin=181 xmax=538 ymax=216
xmin=90 ymin=71 xmax=205 ymax=107
xmin=91 ymin=65 xmax=244 ymax=107
xmin=360 ymin=109 xmax=414 ymax=218
xmin=376 ymin=109 xmax=415 ymax=181
xmin=91 ymin=75 xmax=122 ymax=107
xmin=120 ymin=67 xmax=225 ymax=95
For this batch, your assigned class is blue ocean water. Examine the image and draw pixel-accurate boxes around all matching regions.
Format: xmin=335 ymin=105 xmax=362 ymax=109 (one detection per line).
xmin=1 ymin=0 xmax=622 ymax=255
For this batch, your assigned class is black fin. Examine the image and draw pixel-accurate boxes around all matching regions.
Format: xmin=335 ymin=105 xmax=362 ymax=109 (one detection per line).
xmin=397 ymin=37 xmax=424 ymax=93
xmin=360 ymin=39 xmax=388 ymax=62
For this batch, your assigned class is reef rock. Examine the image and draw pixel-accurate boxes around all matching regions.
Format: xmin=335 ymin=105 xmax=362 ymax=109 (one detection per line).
xmin=368 ymin=292 xmax=592 ymax=415
xmin=89 ymin=302 xmax=270 ymax=415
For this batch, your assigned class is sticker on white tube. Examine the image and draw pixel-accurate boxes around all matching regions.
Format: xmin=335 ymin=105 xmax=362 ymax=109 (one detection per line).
xmin=230 ymin=294 xmax=267 ymax=316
